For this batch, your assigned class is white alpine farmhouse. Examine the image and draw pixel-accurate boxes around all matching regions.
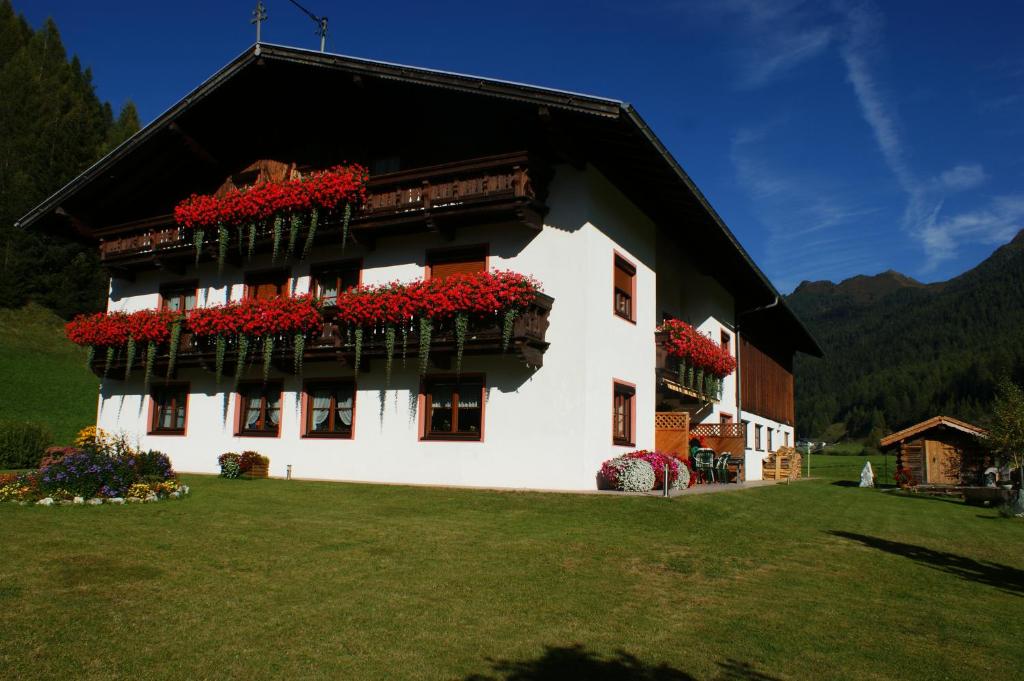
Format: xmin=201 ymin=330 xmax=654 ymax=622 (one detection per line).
xmin=18 ymin=44 xmax=821 ymax=490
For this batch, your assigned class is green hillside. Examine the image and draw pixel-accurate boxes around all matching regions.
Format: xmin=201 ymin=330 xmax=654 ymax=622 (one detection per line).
xmin=0 ymin=304 xmax=97 ymax=443
xmin=788 ymin=230 xmax=1024 ymax=439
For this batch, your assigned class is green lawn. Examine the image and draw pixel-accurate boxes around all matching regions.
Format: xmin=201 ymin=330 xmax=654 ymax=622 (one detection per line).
xmin=0 ymin=304 xmax=97 ymax=443
xmin=1 ymin=456 xmax=1021 ymax=680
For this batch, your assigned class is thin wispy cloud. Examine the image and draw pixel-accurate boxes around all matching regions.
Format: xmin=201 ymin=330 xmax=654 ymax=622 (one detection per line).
xmin=705 ymin=0 xmax=1007 ymax=272
xmin=731 ymin=127 xmax=887 ymax=290
xmin=919 ymin=194 xmax=1024 ymax=268
xmin=673 ymin=0 xmax=835 ymax=87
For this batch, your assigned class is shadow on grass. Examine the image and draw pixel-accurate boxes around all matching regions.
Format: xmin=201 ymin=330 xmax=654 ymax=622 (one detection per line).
xmin=887 ymin=492 xmax=965 ymax=506
xmin=463 ymin=645 xmax=780 ymax=680
xmin=829 ymin=531 xmax=1024 ymax=596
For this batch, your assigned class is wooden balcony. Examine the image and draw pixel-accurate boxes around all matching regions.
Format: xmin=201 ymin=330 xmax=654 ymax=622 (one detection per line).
xmin=90 ymin=294 xmax=553 ymax=379
xmin=97 ymin=152 xmax=549 ymax=273
xmin=655 ymin=331 xmax=723 ymax=404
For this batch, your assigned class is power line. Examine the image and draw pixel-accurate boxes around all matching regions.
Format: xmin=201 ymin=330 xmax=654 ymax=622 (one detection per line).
xmin=286 ymin=0 xmax=328 ymax=52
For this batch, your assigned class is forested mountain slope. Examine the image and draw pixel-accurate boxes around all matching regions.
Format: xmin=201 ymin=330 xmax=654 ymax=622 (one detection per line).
xmin=788 ymin=230 xmax=1024 ymax=439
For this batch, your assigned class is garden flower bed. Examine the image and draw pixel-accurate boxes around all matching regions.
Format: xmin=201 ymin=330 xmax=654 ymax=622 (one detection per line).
xmin=598 ymin=450 xmax=693 ymax=492
xmin=0 ymin=427 xmax=190 ymax=506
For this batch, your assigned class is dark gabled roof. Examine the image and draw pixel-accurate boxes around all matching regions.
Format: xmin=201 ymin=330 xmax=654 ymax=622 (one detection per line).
xmin=879 ymin=416 xmax=988 ymax=449
xmin=16 ymin=42 xmax=822 ymax=357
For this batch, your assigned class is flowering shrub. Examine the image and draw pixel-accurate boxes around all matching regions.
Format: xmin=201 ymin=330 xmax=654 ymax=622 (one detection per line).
xmin=672 ymin=464 xmax=691 ymax=490
xmin=617 ymin=459 xmax=656 ymax=492
xmin=1 ymin=441 xmax=183 ymax=505
xmin=218 ymin=453 xmax=242 ymax=478
xmin=600 ymin=450 xmax=682 ymax=491
xmin=74 ymin=426 xmax=111 ymax=449
xmin=238 ymin=451 xmax=269 ymax=473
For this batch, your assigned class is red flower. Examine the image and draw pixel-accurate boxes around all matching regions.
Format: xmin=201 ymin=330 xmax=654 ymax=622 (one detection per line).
xmin=173 ymin=164 xmax=368 ymax=231
xmin=658 ymin=319 xmax=736 ymax=378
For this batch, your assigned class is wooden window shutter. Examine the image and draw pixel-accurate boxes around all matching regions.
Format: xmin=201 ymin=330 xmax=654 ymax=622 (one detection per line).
xmin=428 ymin=247 xmax=486 ymax=280
xmin=614 ymin=257 xmax=635 ymax=292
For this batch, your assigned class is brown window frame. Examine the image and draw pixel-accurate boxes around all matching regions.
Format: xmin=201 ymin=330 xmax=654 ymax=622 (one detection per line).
xmin=159 ymin=281 xmax=198 ymax=313
xmin=426 ymin=245 xmax=488 ymax=280
xmin=302 ymin=380 xmax=356 ymax=439
xmin=236 ymin=382 xmax=284 ymax=437
xmin=721 ymin=331 xmax=732 ymax=354
xmin=310 ymin=259 xmax=361 ymax=305
xmin=244 ymin=269 xmax=290 ymax=301
xmin=613 ymin=253 xmax=636 ymax=323
xmin=149 ymin=383 xmax=189 ymax=435
xmin=755 ymin=424 xmax=763 ymax=451
xmin=612 ymin=380 xmax=636 ymax=446
xmin=720 ymin=412 xmax=733 ymax=425
xmin=420 ymin=375 xmax=485 ymax=441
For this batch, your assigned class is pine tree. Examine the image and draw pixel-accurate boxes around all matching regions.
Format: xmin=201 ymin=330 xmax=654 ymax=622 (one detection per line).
xmin=0 ymin=0 xmax=139 ymax=316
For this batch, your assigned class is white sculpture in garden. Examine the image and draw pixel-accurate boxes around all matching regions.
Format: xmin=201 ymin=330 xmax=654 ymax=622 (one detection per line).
xmin=859 ymin=461 xmax=875 ymax=488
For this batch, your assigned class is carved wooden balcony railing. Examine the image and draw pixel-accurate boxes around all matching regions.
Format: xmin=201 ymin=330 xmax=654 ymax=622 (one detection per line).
xmin=90 ymin=294 xmax=553 ymax=379
xmin=654 ymin=331 xmax=723 ymax=404
xmin=97 ymin=152 xmax=549 ymax=272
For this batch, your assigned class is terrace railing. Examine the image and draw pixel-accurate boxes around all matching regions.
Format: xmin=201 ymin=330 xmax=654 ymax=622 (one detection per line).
xmin=97 ymin=152 xmax=548 ymax=268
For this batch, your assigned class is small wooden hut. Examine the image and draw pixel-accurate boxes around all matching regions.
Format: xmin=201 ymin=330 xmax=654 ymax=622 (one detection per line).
xmin=879 ymin=416 xmax=988 ymax=486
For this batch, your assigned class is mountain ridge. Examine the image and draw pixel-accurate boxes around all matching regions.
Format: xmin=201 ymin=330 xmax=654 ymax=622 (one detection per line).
xmin=787 ymin=229 xmax=1024 ymax=439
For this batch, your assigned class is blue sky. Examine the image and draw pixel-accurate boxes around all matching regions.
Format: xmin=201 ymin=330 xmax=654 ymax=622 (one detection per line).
xmin=20 ymin=0 xmax=1024 ymax=291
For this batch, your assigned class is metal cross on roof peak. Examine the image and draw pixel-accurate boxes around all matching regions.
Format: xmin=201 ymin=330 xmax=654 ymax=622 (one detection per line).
xmin=251 ymin=2 xmax=268 ymax=43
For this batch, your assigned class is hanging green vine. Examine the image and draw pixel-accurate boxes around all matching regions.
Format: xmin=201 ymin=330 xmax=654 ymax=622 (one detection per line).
xmin=302 ymin=208 xmax=319 ymax=260
xmin=272 ymin=215 xmax=283 ymax=262
xmin=401 ymin=323 xmax=409 ymax=368
xmin=193 ymin=228 xmax=205 ymax=265
xmin=217 ymin=224 xmax=229 ymax=274
xmin=501 ymin=309 xmax=518 ymax=351
xmin=234 ymin=334 xmax=249 ymax=386
xmin=262 ymin=335 xmax=274 ymax=382
xmin=678 ymin=363 xmax=686 ymax=389
xmin=237 ymin=223 xmax=244 ymax=255
xmin=454 ymin=312 xmax=468 ymax=375
xmin=144 ymin=341 xmax=157 ymax=391
xmin=293 ymin=332 xmax=305 ymax=375
xmin=85 ymin=345 xmax=95 ymax=369
xmin=167 ymin=318 xmax=182 ymax=378
xmin=384 ymin=324 xmax=396 ymax=386
xmin=214 ymin=334 xmax=227 ymax=384
xmin=418 ymin=317 xmax=432 ymax=376
xmin=353 ymin=327 xmax=363 ymax=375
xmin=125 ymin=337 xmax=136 ymax=380
xmin=685 ymin=363 xmax=694 ymax=389
xmin=104 ymin=347 xmax=115 ymax=378
xmin=247 ymin=222 xmax=257 ymax=260
xmin=286 ymin=213 xmax=301 ymax=259
xmin=341 ymin=203 xmax=352 ymax=249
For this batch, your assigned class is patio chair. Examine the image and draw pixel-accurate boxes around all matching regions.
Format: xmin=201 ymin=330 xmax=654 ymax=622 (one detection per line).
xmin=695 ymin=450 xmax=716 ymax=483
xmin=715 ymin=453 xmax=731 ymax=483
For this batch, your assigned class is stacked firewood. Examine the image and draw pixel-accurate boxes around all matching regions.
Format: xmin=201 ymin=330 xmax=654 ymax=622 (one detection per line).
xmin=762 ymin=446 xmax=802 ymax=480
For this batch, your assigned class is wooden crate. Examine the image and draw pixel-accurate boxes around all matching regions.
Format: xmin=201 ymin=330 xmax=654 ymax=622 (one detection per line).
xmin=243 ymin=462 xmax=269 ymax=479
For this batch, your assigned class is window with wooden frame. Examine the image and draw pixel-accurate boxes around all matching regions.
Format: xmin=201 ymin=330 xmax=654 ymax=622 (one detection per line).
xmin=755 ymin=424 xmax=763 ymax=450
xmin=427 ymin=246 xmax=487 ymax=280
xmin=150 ymin=384 xmax=188 ymax=434
xmin=244 ymin=269 xmax=289 ymax=300
xmin=612 ymin=381 xmax=635 ymax=446
xmin=784 ymin=431 xmax=790 ymax=447
xmin=159 ymin=282 xmax=197 ymax=313
xmin=720 ymin=412 xmax=733 ymax=425
xmin=303 ymin=381 xmax=355 ymax=438
xmin=767 ymin=428 xmax=774 ymax=452
xmin=310 ymin=261 xmax=361 ymax=305
xmin=721 ymin=331 xmax=732 ymax=354
xmin=236 ymin=382 xmax=283 ymax=436
xmin=613 ymin=254 xmax=636 ymax=322
xmin=421 ymin=376 xmax=484 ymax=440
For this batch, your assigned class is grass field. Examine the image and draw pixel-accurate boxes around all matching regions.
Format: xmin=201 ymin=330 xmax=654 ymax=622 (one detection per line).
xmin=0 ymin=304 xmax=97 ymax=443
xmin=2 ymin=457 xmax=1021 ymax=680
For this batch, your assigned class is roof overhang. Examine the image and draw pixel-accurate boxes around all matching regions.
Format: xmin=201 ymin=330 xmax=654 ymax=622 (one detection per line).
xmin=16 ymin=43 xmax=821 ymax=357
xmin=880 ymin=416 xmax=988 ymax=449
